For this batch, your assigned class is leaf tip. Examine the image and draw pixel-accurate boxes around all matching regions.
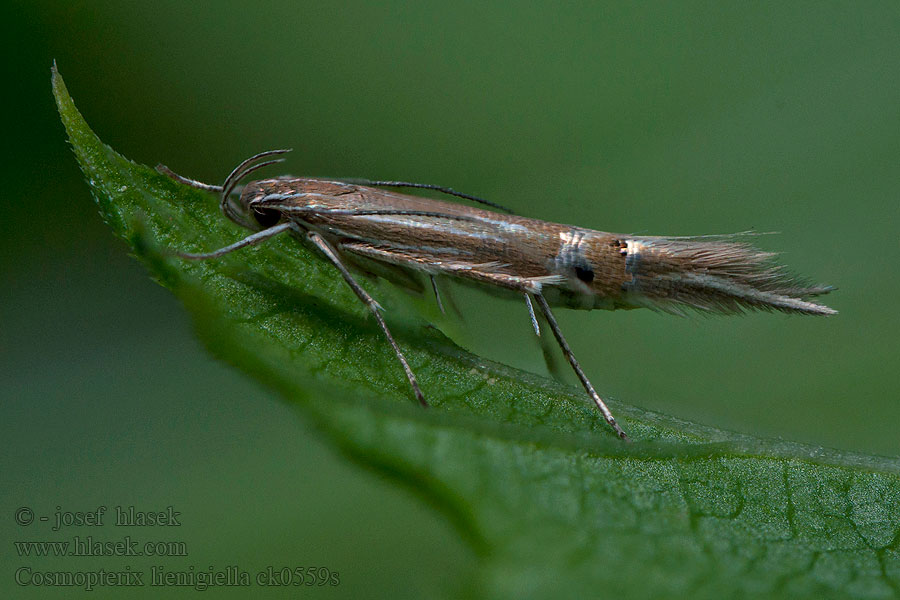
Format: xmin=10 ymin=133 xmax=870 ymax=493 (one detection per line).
xmin=50 ymin=59 xmax=64 ymax=102
xmin=51 ymin=61 xmax=80 ymax=136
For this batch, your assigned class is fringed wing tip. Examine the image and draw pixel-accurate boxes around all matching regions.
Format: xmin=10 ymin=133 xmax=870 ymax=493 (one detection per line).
xmin=623 ymin=236 xmax=837 ymax=317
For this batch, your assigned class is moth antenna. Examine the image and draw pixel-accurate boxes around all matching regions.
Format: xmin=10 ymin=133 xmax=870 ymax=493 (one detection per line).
xmin=344 ymin=179 xmax=515 ymax=214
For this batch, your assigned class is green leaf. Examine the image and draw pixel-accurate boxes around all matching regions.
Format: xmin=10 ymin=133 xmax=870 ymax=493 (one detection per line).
xmin=54 ymin=65 xmax=900 ymax=599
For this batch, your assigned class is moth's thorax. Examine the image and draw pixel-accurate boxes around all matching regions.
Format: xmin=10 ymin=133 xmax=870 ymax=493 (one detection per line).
xmin=240 ymin=178 xmax=355 ymax=210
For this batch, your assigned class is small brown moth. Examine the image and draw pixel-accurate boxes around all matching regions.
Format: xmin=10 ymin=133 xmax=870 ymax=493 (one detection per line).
xmin=158 ymin=150 xmax=836 ymax=440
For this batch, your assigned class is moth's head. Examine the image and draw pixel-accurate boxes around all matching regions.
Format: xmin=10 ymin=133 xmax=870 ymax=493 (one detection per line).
xmin=217 ymin=148 xmax=293 ymax=230
xmin=226 ymin=176 xmax=360 ymax=231
xmin=228 ymin=180 xmax=284 ymax=230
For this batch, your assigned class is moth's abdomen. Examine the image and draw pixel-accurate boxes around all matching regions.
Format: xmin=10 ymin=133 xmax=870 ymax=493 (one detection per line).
xmin=614 ymin=236 xmax=836 ymax=316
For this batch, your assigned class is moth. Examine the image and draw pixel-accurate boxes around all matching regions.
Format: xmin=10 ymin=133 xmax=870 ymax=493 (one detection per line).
xmin=158 ymin=149 xmax=836 ymax=440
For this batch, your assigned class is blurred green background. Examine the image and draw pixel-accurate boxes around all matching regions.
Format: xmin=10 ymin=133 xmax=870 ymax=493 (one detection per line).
xmin=3 ymin=1 xmax=899 ymax=597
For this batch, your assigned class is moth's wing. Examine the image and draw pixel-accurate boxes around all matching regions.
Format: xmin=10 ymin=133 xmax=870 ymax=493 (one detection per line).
xmin=338 ymin=241 xmax=563 ymax=292
xmin=337 ymin=248 xmax=426 ymax=295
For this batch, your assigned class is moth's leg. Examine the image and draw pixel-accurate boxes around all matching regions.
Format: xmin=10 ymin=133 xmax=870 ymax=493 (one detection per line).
xmin=331 ymin=240 xmax=624 ymax=431
xmin=440 ymin=281 xmax=465 ymax=321
xmin=522 ymin=293 xmax=564 ymax=381
xmin=156 ymin=164 xmax=223 ymax=192
xmin=428 ymin=275 xmax=465 ymax=320
xmin=341 ymin=242 xmax=572 ymax=325
xmin=523 ymin=293 xmax=540 ymax=336
xmin=531 ymin=292 xmax=629 ymax=441
xmin=178 ymin=223 xmax=292 ymax=260
xmin=155 ymin=167 xmax=261 ymax=200
xmin=430 ymin=276 xmax=445 ymax=314
xmin=156 ymin=163 xmax=253 ymax=228
xmin=307 ymin=231 xmax=427 ymax=407
xmin=538 ymin=330 xmax=566 ymax=383
xmin=159 ymin=148 xmax=290 ymax=193
xmin=337 ymin=242 xmax=467 ymax=318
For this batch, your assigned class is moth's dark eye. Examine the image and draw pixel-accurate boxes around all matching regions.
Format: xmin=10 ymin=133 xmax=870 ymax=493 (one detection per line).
xmin=575 ymin=265 xmax=595 ymax=283
xmin=252 ymin=208 xmax=282 ymax=229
